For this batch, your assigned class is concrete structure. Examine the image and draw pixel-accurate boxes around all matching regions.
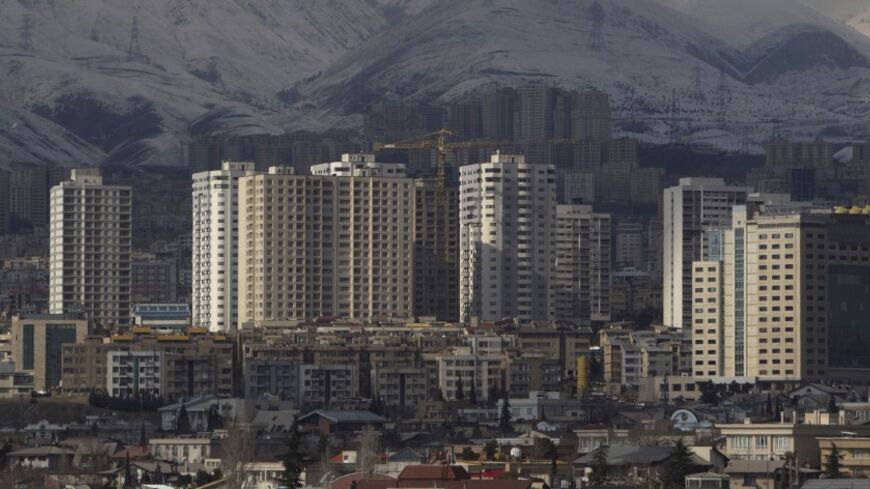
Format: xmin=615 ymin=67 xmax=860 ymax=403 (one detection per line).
xmin=615 ymin=221 xmax=645 ymax=270
xmin=517 ymin=81 xmax=556 ymax=140
xmin=150 ymin=438 xmax=216 ymax=465
xmin=663 ymin=178 xmax=749 ymax=329
xmin=0 ymin=169 xmax=8 ymax=234
xmin=8 ymin=164 xmax=69 ymax=228
xmin=107 ymin=350 xmax=164 ymax=398
xmin=818 ymin=437 xmax=870 ymax=477
xmin=131 ymin=259 xmax=177 ymax=303
xmin=49 ymin=168 xmax=132 ymax=329
xmin=237 ymin=163 xmax=415 ymax=324
xmin=436 ymin=347 xmax=508 ymax=402
xmin=459 ymin=153 xmax=556 ymax=323
xmin=413 ymin=179 xmax=459 ymax=321
xmin=0 ymin=361 xmax=35 ymax=398
xmin=61 ymin=332 xmax=233 ymax=401
xmin=11 ymin=314 xmax=88 ymax=391
xmin=573 ymin=89 xmax=611 ymax=142
xmin=370 ymin=367 xmax=428 ymax=409
xmin=694 ymin=209 xmax=870 ymax=383
xmin=191 ymin=161 xmax=258 ymax=332
xmin=552 ymin=205 xmax=611 ymax=323
xmin=310 ymin=154 xmax=406 ymax=177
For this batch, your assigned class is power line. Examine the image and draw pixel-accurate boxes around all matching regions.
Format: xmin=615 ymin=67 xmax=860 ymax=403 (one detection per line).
xmin=127 ymin=15 xmax=149 ymax=63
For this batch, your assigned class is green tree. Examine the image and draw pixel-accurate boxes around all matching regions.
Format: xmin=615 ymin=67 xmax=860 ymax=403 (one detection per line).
xmin=499 ymin=397 xmax=512 ymax=433
xmin=483 ymin=440 xmax=498 ymax=461
xmin=460 ymin=446 xmax=478 ymax=461
xmin=588 ymin=443 xmax=609 ymax=486
xmin=455 ymin=375 xmax=465 ymax=401
xmin=828 ymin=393 xmax=839 ymax=414
xmin=279 ymin=418 xmax=304 ymax=488
xmin=662 ymin=440 xmax=694 ymax=489
xmin=825 ymin=443 xmax=844 ymax=478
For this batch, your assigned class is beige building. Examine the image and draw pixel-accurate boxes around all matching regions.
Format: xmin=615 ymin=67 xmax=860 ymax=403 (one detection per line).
xmin=11 ymin=314 xmax=88 ymax=391
xmin=49 ymin=169 xmax=132 ymax=329
xmin=697 ymin=210 xmax=870 ymax=384
xmin=238 ymin=163 xmax=415 ymax=324
xmin=61 ymin=329 xmax=233 ymax=401
xmin=819 ymin=437 xmax=870 ymax=477
xmin=191 ymin=161 xmax=258 ymax=332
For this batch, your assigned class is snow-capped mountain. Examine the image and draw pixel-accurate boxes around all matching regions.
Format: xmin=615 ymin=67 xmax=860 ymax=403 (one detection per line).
xmin=3 ymin=0 xmax=870 ymax=168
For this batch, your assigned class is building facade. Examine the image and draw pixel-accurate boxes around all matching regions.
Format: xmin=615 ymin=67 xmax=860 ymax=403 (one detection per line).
xmin=191 ymin=161 xmax=257 ymax=332
xmin=663 ymin=178 xmax=749 ymax=329
xmin=49 ymin=169 xmax=132 ymax=329
xmin=237 ymin=163 xmax=415 ymax=325
xmin=11 ymin=314 xmax=88 ymax=391
xmin=459 ymin=153 xmax=556 ymax=323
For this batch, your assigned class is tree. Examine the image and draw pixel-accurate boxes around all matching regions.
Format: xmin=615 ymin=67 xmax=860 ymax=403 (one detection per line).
xmin=123 ymin=454 xmax=137 ymax=489
xmin=699 ymin=381 xmax=722 ymax=405
xmin=139 ymin=424 xmax=147 ymax=446
xmin=661 ymin=440 xmax=694 ymax=489
xmin=588 ymin=443 xmax=609 ymax=486
xmin=455 ymin=375 xmax=465 ymax=401
xmin=499 ymin=397 xmax=512 ymax=433
xmin=765 ymin=393 xmax=773 ymax=418
xmin=460 ymin=446 xmax=478 ymax=461
xmin=828 ymin=393 xmax=838 ymax=414
xmin=469 ymin=379 xmax=478 ymax=405
xmin=222 ymin=417 xmax=256 ymax=489
xmin=483 ymin=440 xmax=498 ymax=461
xmin=824 ymin=443 xmax=844 ymax=478
xmin=176 ymin=404 xmax=191 ymax=435
xmin=279 ymin=418 xmax=304 ymax=488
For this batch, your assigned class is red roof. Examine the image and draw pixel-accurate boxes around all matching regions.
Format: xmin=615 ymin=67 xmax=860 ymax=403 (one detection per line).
xmin=330 ymin=472 xmax=395 ymax=489
xmin=397 ymin=465 xmax=470 ymax=481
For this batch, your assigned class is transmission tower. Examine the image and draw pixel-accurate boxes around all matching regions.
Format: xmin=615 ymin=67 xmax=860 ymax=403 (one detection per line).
xmin=716 ymin=68 xmax=730 ymax=128
xmin=587 ymin=1 xmax=606 ymax=51
xmin=692 ymin=65 xmax=705 ymax=102
xmin=127 ymin=16 xmax=148 ymax=63
xmin=669 ymin=89 xmax=681 ymax=144
xmin=19 ymin=14 xmax=34 ymax=52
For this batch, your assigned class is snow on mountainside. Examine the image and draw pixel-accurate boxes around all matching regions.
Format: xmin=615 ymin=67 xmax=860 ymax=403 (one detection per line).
xmin=0 ymin=0 xmax=396 ymax=167
xmin=288 ymin=0 xmax=870 ymax=149
xmin=3 ymin=0 xmax=870 ymax=167
xmin=0 ymin=101 xmax=105 ymax=167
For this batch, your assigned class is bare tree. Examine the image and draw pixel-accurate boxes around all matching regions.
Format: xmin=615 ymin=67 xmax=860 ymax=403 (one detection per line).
xmin=356 ymin=426 xmax=381 ymax=477
xmin=221 ymin=418 xmax=256 ymax=489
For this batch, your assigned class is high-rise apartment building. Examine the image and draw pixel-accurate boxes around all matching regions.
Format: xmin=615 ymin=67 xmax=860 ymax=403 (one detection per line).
xmin=310 ymin=154 xmax=407 ymax=177
xmin=49 ymin=169 xmax=132 ymax=329
xmin=552 ymin=205 xmax=612 ymax=323
xmin=237 ymin=161 xmax=415 ymax=325
xmin=10 ymin=165 xmax=69 ymax=228
xmin=517 ymin=81 xmax=556 ymax=141
xmin=574 ymin=89 xmax=611 ymax=142
xmin=615 ymin=221 xmax=645 ymax=270
xmin=191 ymin=161 xmax=257 ymax=332
xmin=459 ymin=153 xmax=556 ymax=323
xmin=482 ymin=88 xmax=517 ymax=141
xmin=0 ymin=169 xmax=9 ymax=234
xmin=663 ymin=178 xmax=749 ymax=329
xmin=413 ymin=179 xmax=459 ymax=321
xmin=692 ymin=208 xmax=870 ymax=384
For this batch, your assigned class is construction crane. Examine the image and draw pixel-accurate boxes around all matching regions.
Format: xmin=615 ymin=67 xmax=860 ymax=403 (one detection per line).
xmin=374 ymin=129 xmax=454 ymax=193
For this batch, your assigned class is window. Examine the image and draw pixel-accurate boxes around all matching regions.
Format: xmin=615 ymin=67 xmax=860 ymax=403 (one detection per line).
xmin=756 ymin=436 xmax=768 ymax=449
xmin=773 ymin=436 xmax=789 ymax=451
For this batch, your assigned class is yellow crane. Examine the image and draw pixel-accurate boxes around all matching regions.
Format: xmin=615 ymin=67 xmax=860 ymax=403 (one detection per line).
xmin=374 ymin=128 xmax=454 ymax=192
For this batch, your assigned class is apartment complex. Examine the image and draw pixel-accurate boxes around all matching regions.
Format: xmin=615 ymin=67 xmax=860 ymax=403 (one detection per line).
xmin=191 ymin=161 xmax=258 ymax=332
xmin=49 ymin=169 xmax=132 ymax=330
xmin=693 ymin=208 xmax=870 ymax=383
xmin=237 ymin=162 xmax=415 ymax=324
xmin=11 ymin=314 xmax=88 ymax=391
xmin=61 ymin=329 xmax=233 ymax=401
xmin=413 ymin=179 xmax=459 ymax=321
xmin=663 ymin=177 xmax=749 ymax=329
xmin=552 ymin=205 xmax=612 ymax=323
xmin=459 ymin=153 xmax=557 ymax=323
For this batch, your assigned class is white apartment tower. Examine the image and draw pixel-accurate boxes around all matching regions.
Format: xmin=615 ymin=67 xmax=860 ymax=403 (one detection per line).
xmin=663 ymin=178 xmax=749 ymax=329
xmin=191 ymin=161 xmax=257 ymax=332
xmin=49 ymin=168 xmax=132 ymax=329
xmin=459 ymin=153 xmax=556 ymax=323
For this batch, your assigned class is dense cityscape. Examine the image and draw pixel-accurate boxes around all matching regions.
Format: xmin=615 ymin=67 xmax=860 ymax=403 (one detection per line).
xmin=5 ymin=1 xmax=870 ymax=489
